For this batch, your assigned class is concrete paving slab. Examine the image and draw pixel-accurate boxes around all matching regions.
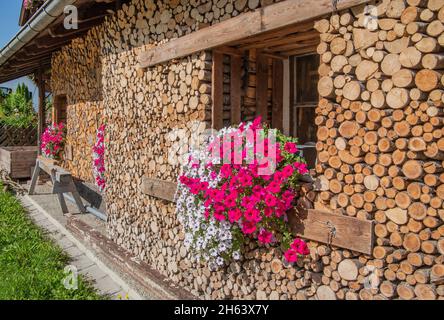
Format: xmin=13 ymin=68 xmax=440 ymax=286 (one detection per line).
xmin=80 ymin=264 xmax=108 ymax=282
xmin=71 ymin=254 xmax=95 ymax=271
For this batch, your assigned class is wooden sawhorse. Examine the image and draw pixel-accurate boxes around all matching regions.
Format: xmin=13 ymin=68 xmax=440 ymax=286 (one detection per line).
xmin=29 ymin=157 xmax=86 ymax=214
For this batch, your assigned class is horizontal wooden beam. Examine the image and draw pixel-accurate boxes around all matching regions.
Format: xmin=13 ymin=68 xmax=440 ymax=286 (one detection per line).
xmin=140 ymin=177 xmax=374 ymax=255
xmin=141 ymin=177 xmax=177 ymax=202
xmin=138 ymin=0 xmax=370 ymax=68
xmin=288 ymin=208 xmax=374 ymax=255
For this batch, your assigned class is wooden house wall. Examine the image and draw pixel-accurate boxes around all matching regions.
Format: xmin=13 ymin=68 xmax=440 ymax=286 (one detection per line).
xmin=49 ymin=0 xmax=444 ymax=300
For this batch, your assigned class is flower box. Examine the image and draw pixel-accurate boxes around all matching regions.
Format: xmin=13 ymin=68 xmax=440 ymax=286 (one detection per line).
xmin=0 ymin=146 xmax=38 ymax=178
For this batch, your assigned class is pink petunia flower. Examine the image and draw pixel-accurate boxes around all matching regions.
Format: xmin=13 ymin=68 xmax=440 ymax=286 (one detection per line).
xmin=258 ymin=229 xmax=273 ymax=245
xmin=284 ymin=249 xmax=298 ymax=263
xmin=284 ymin=142 xmax=298 ymax=154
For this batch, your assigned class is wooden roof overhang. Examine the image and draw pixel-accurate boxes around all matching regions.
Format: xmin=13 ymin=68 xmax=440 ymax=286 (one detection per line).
xmin=137 ymin=0 xmax=371 ymax=69
xmin=216 ymin=20 xmax=321 ymax=59
xmin=0 ymin=0 xmax=123 ymax=84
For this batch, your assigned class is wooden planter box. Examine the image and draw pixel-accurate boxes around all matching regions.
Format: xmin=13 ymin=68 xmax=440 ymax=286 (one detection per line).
xmin=0 ymin=146 xmax=38 ymax=179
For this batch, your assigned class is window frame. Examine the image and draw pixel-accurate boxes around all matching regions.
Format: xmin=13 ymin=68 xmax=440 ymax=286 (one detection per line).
xmin=288 ymin=52 xmax=320 ymax=169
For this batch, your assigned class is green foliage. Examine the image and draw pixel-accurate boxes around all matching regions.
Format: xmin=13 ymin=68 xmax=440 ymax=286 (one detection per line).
xmin=0 ymin=183 xmax=103 ymax=300
xmin=0 ymin=83 xmax=36 ymax=128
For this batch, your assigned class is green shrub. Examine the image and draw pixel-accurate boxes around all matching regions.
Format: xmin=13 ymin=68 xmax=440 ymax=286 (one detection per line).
xmin=0 ymin=83 xmax=37 ymax=128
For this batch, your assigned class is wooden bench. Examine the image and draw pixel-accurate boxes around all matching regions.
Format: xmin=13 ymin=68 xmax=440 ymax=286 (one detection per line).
xmin=29 ymin=156 xmax=86 ymax=214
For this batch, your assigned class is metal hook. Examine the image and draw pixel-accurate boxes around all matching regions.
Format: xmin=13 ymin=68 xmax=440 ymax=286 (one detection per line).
xmin=331 ymin=0 xmax=339 ymax=13
xmin=326 ymin=221 xmax=337 ymax=246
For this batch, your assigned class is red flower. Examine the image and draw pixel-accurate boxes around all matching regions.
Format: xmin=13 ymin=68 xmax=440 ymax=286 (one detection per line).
xmin=265 ymin=194 xmax=277 ymax=207
xmin=290 ymin=238 xmax=310 ymax=255
xmin=284 ymin=142 xmax=298 ymax=154
xmin=228 ymin=209 xmax=242 ymax=223
xmin=241 ymin=220 xmax=257 ymax=235
xmin=244 ymin=208 xmax=261 ymax=223
xmin=258 ymin=229 xmax=273 ymax=245
xmin=284 ymin=249 xmax=298 ymax=263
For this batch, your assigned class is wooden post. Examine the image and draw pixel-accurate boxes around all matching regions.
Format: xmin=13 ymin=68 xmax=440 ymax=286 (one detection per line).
xmin=272 ymin=59 xmax=284 ymax=131
xmin=212 ymin=51 xmax=224 ymax=130
xmin=230 ymin=55 xmax=242 ymax=125
xmin=289 ymin=57 xmax=296 ymax=136
xmin=256 ymin=52 xmax=269 ymax=122
xmin=37 ymin=68 xmax=45 ymax=154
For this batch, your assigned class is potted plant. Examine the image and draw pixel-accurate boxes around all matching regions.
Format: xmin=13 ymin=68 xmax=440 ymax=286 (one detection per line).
xmin=40 ymin=122 xmax=66 ymax=163
xmin=176 ymin=117 xmax=310 ymax=270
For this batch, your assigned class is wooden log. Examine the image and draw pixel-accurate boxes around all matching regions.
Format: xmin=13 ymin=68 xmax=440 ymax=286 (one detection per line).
xmin=316 ymin=285 xmax=337 ymax=300
xmin=387 ymin=88 xmax=410 ymax=109
xmin=402 ymin=160 xmax=424 ymax=179
xmin=380 ymin=281 xmax=397 ymax=298
xmin=408 ymin=202 xmax=428 ymax=220
xmin=415 ymin=69 xmax=442 ymax=91
xmin=414 ymin=284 xmax=437 ymax=300
xmin=415 ymin=37 xmax=440 ymax=53
xmin=400 ymin=47 xmax=422 ymax=68
xmin=393 ymin=69 xmax=416 ymax=88
xmin=386 ymin=208 xmax=408 ymax=225
xmin=403 ymin=233 xmax=421 ymax=252
xmin=397 ymin=283 xmax=416 ymax=299
xmin=431 ymin=264 xmax=444 ymax=284
xmin=381 ymin=53 xmax=401 ymax=76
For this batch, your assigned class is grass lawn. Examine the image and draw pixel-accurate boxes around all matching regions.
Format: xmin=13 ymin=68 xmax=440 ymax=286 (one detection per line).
xmin=0 ymin=183 xmax=103 ymax=300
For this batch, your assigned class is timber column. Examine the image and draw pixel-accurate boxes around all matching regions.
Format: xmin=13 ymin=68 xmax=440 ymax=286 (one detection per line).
xmin=37 ymin=67 xmax=45 ymax=154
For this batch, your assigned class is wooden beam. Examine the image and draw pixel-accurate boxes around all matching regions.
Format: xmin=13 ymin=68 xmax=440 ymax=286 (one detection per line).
xmin=288 ymin=208 xmax=375 ymax=255
xmin=212 ymin=51 xmax=224 ymax=130
xmin=138 ymin=0 xmax=370 ymax=68
xmin=289 ymin=57 xmax=296 ymax=136
xmin=230 ymin=55 xmax=242 ymax=125
xmin=37 ymin=68 xmax=45 ymax=155
xmin=213 ymin=46 xmax=245 ymax=57
xmin=0 ymin=62 xmax=51 ymax=84
xmin=141 ymin=177 xmax=177 ymax=202
xmin=238 ymin=30 xmax=319 ymax=50
xmin=228 ymin=20 xmax=315 ymax=47
xmin=140 ymin=178 xmax=374 ymax=254
xmin=272 ymin=59 xmax=284 ymax=131
xmin=256 ymin=52 xmax=269 ymax=121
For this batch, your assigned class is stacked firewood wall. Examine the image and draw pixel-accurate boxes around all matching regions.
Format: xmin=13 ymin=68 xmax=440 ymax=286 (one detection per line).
xmin=314 ymin=0 xmax=444 ymax=299
xmin=50 ymin=0 xmax=444 ymax=300
xmin=51 ymin=29 xmax=104 ymax=182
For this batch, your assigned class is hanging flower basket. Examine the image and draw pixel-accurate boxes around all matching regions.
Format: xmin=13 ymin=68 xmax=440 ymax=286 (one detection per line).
xmin=176 ymin=117 xmax=310 ymax=270
xmin=93 ymin=124 xmax=106 ymax=192
xmin=40 ymin=122 xmax=66 ymax=160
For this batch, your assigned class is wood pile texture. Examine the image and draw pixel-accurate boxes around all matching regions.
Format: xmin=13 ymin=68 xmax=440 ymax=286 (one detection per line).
xmin=314 ymin=0 xmax=444 ymax=300
xmin=49 ymin=0 xmax=444 ymax=300
xmin=51 ymin=33 xmax=104 ymax=182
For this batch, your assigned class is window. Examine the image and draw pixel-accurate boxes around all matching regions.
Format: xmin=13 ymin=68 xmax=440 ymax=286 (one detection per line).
xmin=289 ymin=54 xmax=319 ymax=169
xmin=53 ymin=95 xmax=67 ymax=124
